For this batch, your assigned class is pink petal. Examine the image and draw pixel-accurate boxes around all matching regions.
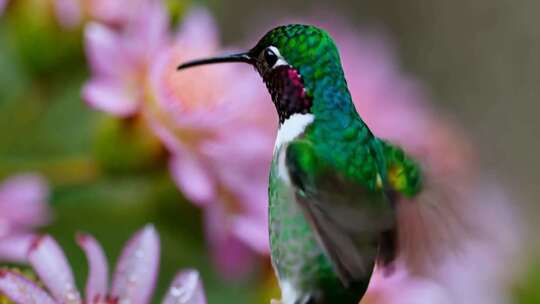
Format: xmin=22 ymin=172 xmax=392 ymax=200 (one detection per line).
xmin=162 ymin=269 xmax=207 ymax=304
xmin=53 ymin=0 xmax=82 ymax=29
xmin=208 ymin=231 xmax=255 ymax=278
xmin=125 ymin=0 xmax=168 ymax=60
xmin=204 ymin=206 xmax=255 ymax=278
xmin=88 ymin=0 xmax=139 ymax=25
xmin=84 ymin=22 xmax=126 ymax=77
xmin=364 ymin=265 xmax=451 ymax=304
xmin=0 ymin=234 xmax=35 ymax=263
xmin=0 ymin=174 xmax=50 ymax=233
xmin=82 ymin=78 xmax=139 ymax=117
xmin=0 ymin=270 xmax=57 ymax=304
xmin=76 ymin=233 xmax=109 ymax=304
xmin=28 ymin=235 xmax=81 ymax=303
xmin=111 ymin=224 xmax=160 ymax=304
xmin=169 ymin=155 xmax=216 ymax=206
xmin=231 ymin=215 xmax=269 ymax=254
xmin=175 ymin=7 xmax=218 ymax=50
xmin=146 ymin=114 xmax=186 ymax=154
xmin=0 ymin=0 xmax=7 ymax=15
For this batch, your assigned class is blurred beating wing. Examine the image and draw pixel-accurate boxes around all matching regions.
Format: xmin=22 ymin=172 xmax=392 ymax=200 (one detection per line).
xmin=380 ymin=139 xmax=480 ymax=277
xmin=283 ymin=139 xmax=396 ymax=287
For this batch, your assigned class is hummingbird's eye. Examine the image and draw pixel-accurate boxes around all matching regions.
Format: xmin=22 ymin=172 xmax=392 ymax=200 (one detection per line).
xmin=264 ymin=48 xmax=278 ymax=67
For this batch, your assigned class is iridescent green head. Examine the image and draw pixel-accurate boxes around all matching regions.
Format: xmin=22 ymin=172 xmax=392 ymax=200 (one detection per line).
xmin=249 ymin=25 xmax=342 ymax=80
xmin=178 ymin=24 xmax=350 ymax=123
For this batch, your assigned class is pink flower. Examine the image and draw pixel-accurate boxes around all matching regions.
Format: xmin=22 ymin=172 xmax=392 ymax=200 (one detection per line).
xmin=0 ymin=0 xmax=7 ymax=15
xmin=0 ymin=225 xmax=208 ymax=304
xmin=147 ymin=8 xmax=274 ymax=275
xmin=363 ymin=265 xmax=451 ymax=304
xmin=83 ymin=3 xmax=274 ymax=276
xmin=0 ymin=174 xmax=50 ymax=263
xmin=53 ymin=0 xmax=151 ymax=29
xmin=87 ymin=0 xmax=150 ymax=27
xmin=53 ymin=0 xmax=83 ymax=29
xmin=83 ymin=0 xmax=168 ymax=116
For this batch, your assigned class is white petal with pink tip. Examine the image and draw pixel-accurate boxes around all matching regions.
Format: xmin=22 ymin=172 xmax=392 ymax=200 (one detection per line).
xmin=77 ymin=233 xmax=109 ymax=304
xmin=0 ymin=270 xmax=57 ymax=304
xmin=111 ymin=224 xmax=160 ymax=304
xmin=28 ymin=235 xmax=81 ymax=303
xmin=162 ymin=270 xmax=206 ymax=304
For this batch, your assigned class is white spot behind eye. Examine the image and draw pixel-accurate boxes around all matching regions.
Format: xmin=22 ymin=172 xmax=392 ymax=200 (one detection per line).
xmin=268 ymin=46 xmax=289 ymax=68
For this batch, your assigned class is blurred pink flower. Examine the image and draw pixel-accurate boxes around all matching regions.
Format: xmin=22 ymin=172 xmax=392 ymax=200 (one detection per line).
xmin=83 ymin=0 xmax=168 ymax=116
xmin=53 ymin=0 xmax=150 ymax=29
xmin=362 ymin=265 xmax=451 ymax=304
xmin=83 ymin=2 xmax=274 ymax=276
xmin=87 ymin=0 xmax=149 ymax=26
xmin=53 ymin=0 xmax=82 ymax=29
xmin=0 ymin=224 xmax=208 ymax=304
xmin=0 ymin=0 xmax=6 ymax=15
xmin=0 ymin=174 xmax=50 ymax=263
xmin=147 ymin=8 xmax=274 ymax=275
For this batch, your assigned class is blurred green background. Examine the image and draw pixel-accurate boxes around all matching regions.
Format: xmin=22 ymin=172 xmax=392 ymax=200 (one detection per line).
xmin=1 ymin=0 xmax=538 ymax=303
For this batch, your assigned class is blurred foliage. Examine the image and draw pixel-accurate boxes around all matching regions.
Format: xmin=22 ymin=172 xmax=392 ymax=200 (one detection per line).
xmin=6 ymin=1 xmax=82 ymax=77
xmin=93 ymin=117 xmax=166 ymax=174
xmin=513 ymin=255 xmax=540 ymax=304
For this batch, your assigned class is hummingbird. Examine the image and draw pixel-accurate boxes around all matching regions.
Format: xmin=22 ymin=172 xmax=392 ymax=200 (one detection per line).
xmin=178 ymin=25 xmax=423 ymax=304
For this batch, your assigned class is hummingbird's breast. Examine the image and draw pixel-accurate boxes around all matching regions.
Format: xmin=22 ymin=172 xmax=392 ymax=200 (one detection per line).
xmin=268 ymin=150 xmax=337 ymax=303
xmin=269 ymin=147 xmax=364 ymax=304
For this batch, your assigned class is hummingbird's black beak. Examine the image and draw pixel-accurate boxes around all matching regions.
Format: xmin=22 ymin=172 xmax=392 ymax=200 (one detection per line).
xmin=177 ymin=52 xmax=253 ymax=70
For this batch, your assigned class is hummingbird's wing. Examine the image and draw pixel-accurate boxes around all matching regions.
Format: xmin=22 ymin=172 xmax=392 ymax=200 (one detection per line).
xmin=283 ymin=139 xmax=396 ymax=287
xmin=380 ymin=140 xmax=480 ymax=277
